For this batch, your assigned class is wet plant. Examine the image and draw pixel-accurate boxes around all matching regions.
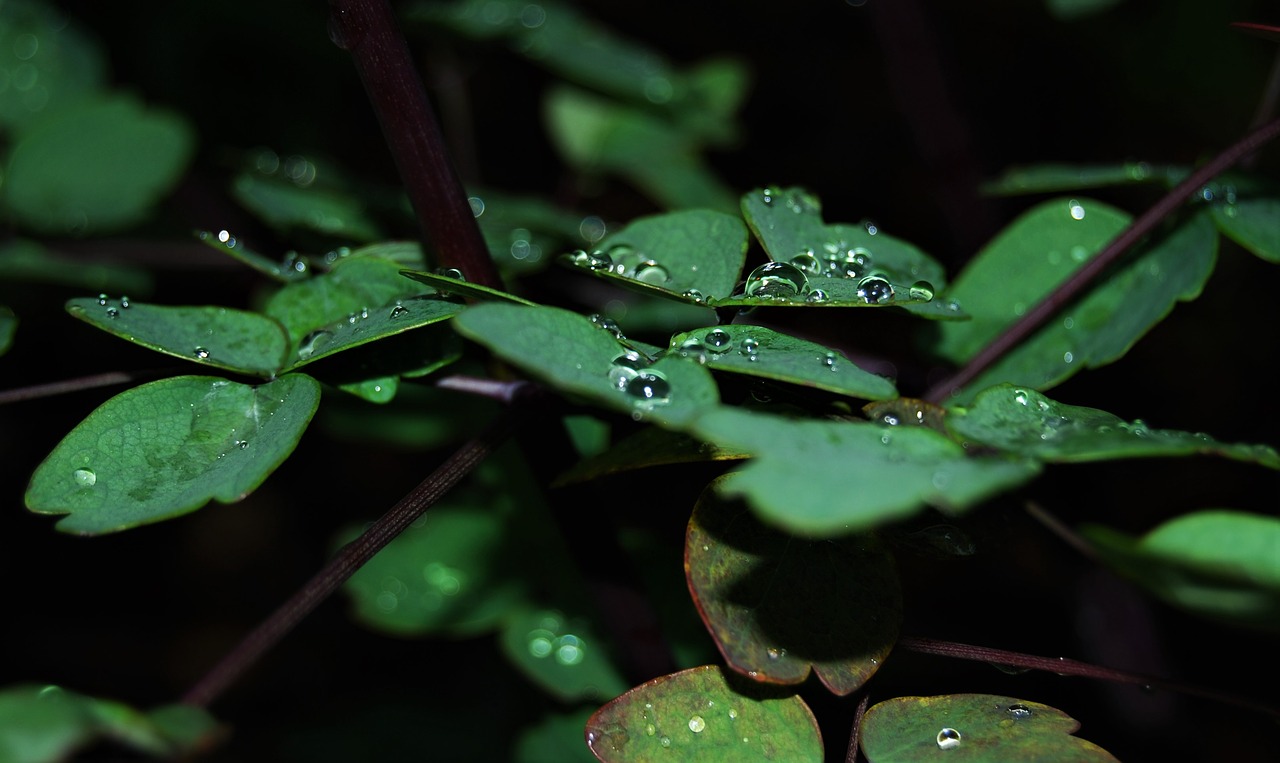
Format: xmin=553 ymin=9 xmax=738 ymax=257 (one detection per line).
xmin=1 ymin=0 xmax=1278 ymax=761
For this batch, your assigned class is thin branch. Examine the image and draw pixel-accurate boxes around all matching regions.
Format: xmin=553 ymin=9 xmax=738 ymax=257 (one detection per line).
xmin=1023 ymin=501 xmax=1098 ymax=561
xmin=434 ymin=374 xmax=543 ymax=404
xmin=845 ymin=692 xmax=871 ymax=763
xmin=898 ymin=636 xmax=1280 ymax=720
xmin=329 ymin=0 xmax=503 ymax=290
xmin=182 ymin=407 xmax=524 ymax=708
xmin=0 ymin=367 xmax=182 ymax=405
xmin=923 ymin=113 xmax=1280 ymax=403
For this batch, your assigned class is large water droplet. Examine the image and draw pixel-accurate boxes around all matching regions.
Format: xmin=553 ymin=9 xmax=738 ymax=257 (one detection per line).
xmin=682 ymin=289 xmax=707 ymax=304
xmin=73 ymin=468 xmax=96 ymax=487
xmin=1006 ymin=704 xmax=1033 ymax=719
xmin=936 ymin=728 xmax=962 ymax=749
xmin=633 ymin=260 xmax=670 ymax=284
xmin=703 ymin=329 xmax=732 ymax=353
xmin=806 ymin=289 xmax=828 ymax=303
xmin=739 ymin=337 xmax=760 ymax=361
xmin=908 ymin=280 xmax=935 ymax=301
xmin=688 ymin=716 xmax=706 ymax=733
xmin=609 ymin=351 xmax=647 ymax=389
xmin=789 ymin=251 xmax=822 ymax=274
xmin=744 ymin=262 xmax=809 ymax=300
xmin=298 ymin=329 xmax=333 ymax=360
xmin=1068 ymin=199 xmax=1086 ymax=220
xmin=389 ymin=304 xmax=410 ymax=319
xmin=625 ymin=372 xmax=670 ymax=404
xmin=193 ymin=347 xmax=210 ymax=360
xmin=856 ymin=275 xmax=894 ymax=304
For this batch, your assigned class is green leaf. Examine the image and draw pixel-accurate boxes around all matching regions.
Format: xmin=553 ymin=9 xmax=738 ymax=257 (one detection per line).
xmin=500 ymin=607 xmax=630 ymax=702
xmin=982 ymin=162 xmax=1173 ymax=195
xmin=66 ymin=297 xmax=290 ymax=377
xmin=1045 ymin=0 xmax=1124 ymax=20
xmin=0 ymin=237 xmax=153 ymax=294
xmin=514 ymin=708 xmax=599 ymax=763
xmin=553 ymin=426 xmax=746 ymax=487
xmin=860 ymin=694 xmax=1118 ymax=762
xmin=1081 ymin=510 xmax=1280 ymax=629
xmin=0 ymin=0 xmax=106 ymax=131
xmin=690 ymin=407 xmax=1041 ymax=537
xmin=0 ymin=305 xmax=14 ymax=356
xmin=1210 ymin=195 xmax=1280 ymax=263
xmin=947 ymin=384 xmax=1280 ymax=469
xmin=195 ymin=228 xmax=311 ymax=283
xmin=0 ymin=684 xmax=218 ymax=763
xmin=264 ymin=256 xmax=436 ymax=347
xmin=584 ymin=665 xmax=823 ymax=762
xmin=2 ymin=94 xmax=194 ymax=234
xmin=231 ymin=170 xmax=381 ymax=242
xmin=25 ymin=374 xmax=320 ymax=534
xmin=667 ymin=324 xmax=898 ymax=401
xmin=283 ymin=294 xmax=463 ymax=372
xmin=561 ymin=210 xmax=748 ymax=302
xmin=399 ymin=268 xmax=536 ymax=305
xmin=338 ymin=491 xmax=528 ymax=637
xmin=454 ymin=303 xmax=720 ymax=429
xmin=686 ymin=485 xmax=900 ymax=694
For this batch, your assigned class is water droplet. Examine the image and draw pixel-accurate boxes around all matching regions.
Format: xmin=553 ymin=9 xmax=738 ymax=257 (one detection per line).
xmin=467 ymin=196 xmax=485 ymax=217
xmin=97 ymin=293 xmax=108 ymax=306
xmin=703 ymin=329 xmax=732 ymax=352
xmin=1013 ymin=389 xmax=1029 ymax=405
xmin=119 ymin=296 xmax=131 ymax=309
xmin=556 ymin=635 xmax=584 ymax=665
xmin=528 ymin=630 xmax=554 ymax=658
xmin=633 ymin=260 xmax=670 ymax=284
xmin=728 ymin=708 xmax=738 ymax=720
xmin=856 ymin=275 xmax=894 ymax=304
xmin=761 ymin=187 xmax=776 ymax=205
xmin=1006 ymin=704 xmax=1033 ymax=719
xmin=73 ymin=468 xmax=96 ymax=487
xmin=236 ymin=440 xmax=249 ymax=449
xmin=297 ymin=329 xmax=333 ymax=360
xmin=806 ymin=289 xmax=828 ymax=303
xmin=217 ymin=229 xmax=237 ymax=247
xmin=624 ymin=372 xmax=670 ymax=404
xmin=389 ymin=304 xmax=410 ymax=319
xmin=1063 ymin=316 xmax=1074 ymax=329
xmin=766 ymin=647 xmax=786 ymax=660
xmin=789 ymin=250 xmax=822 ymax=274
xmin=744 ymin=262 xmax=810 ymax=300
xmin=645 ymin=724 xmax=656 ymax=736
xmin=570 ymin=249 xmax=613 ymax=271
xmin=1068 ymin=200 xmax=1086 ymax=220
xmin=194 ymin=347 xmax=210 ymax=360
xmin=908 ymin=280 xmax=935 ymax=301
xmin=681 ymin=289 xmax=706 ymax=304
xmin=739 ymin=337 xmax=760 ymax=360
xmin=660 ymin=736 xmax=672 ymax=748
xmin=104 ymin=307 xmax=119 ymax=318
xmin=688 ymin=716 xmax=706 ymax=733
xmin=608 ymin=351 xmax=646 ymax=389
xmin=936 ymin=728 xmax=962 ymax=749
xmin=435 ymin=267 xmax=465 ymax=281
xmin=589 ymin=314 xmax=625 ymax=340
xmin=822 ymin=352 xmax=837 ymax=370
xmin=863 ymin=220 xmax=879 ymax=236
xmin=1063 ymin=351 xmax=1074 ymax=364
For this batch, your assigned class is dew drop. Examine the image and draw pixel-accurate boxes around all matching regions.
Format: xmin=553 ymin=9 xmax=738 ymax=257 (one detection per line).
xmin=645 ymin=724 xmax=656 ymax=736
xmin=766 ymin=647 xmax=786 ymax=660
xmin=104 ymin=307 xmax=119 ymax=318
xmin=97 ymin=293 xmax=108 ymax=306
xmin=1068 ymin=200 xmax=1086 ymax=220
xmin=1063 ymin=351 xmax=1074 ymax=364
xmin=119 ymin=296 xmax=130 ymax=309
xmin=194 ymin=347 xmax=210 ymax=360
xmin=789 ymin=251 xmax=822 ymax=274
xmin=236 ymin=440 xmax=249 ymax=449
xmin=688 ymin=716 xmax=706 ymax=733
xmin=856 ymin=275 xmax=894 ymax=304
xmin=217 ymin=229 xmax=237 ymax=247
xmin=908 ymin=280 xmax=935 ymax=301
xmin=1013 ymin=389 xmax=1029 ymax=406
xmin=863 ymin=220 xmax=879 ymax=235
xmin=805 ymin=288 xmax=828 ymax=303
xmin=634 ymin=260 xmax=670 ymax=284
xmin=682 ymin=289 xmax=707 ymax=304
xmin=1006 ymin=704 xmax=1033 ymax=719
xmin=738 ymin=337 xmax=760 ymax=360
xmin=744 ymin=262 xmax=810 ymax=300
xmin=73 ymin=468 xmax=96 ymax=487
xmin=728 ymin=708 xmax=738 ymax=720
xmin=389 ymin=304 xmax=410 ymax=319
xmin=822 ymin=352 xmax=837 ymax=370
xmin=659 ymin=736 xmax=672 ymax=748
xmin=936 ymin=728 xmax=962 ymax=749
xmin=297 ymin=329 xmax=333 ymax=360
xmin=703 ymin=329 xmax=732 ymax=352
xmin=589 ymin=314 xmax=625 ymax=340
xmin=625 ymin=371 xmax=670 ymax=404
xmin=761 ymin=187 xmax=775 ymax=205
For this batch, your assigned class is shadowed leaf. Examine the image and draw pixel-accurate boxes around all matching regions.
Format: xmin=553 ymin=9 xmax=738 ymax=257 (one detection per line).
xmin=500 ymin=607 xmax=630 ymax=703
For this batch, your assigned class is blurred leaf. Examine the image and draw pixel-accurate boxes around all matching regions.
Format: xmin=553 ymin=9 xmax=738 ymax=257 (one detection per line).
xmin=667 ymin=324 xmax=898 ymax=401
xmin=195 ymin=228 xmax=312 ymax=283
xmin=318 ymin=382 xmax=501 ymax=449
xmin=65 ymin=296 xmax=289 ymax=377
xmin=500 ymin=607 xmax=630 ymax=702
xmin=860 ymin=694 xmax=1117 ymax=761
xmin=930 ymin=204 xmax=1218 ymax=398
xmin=1045 ymin=0 xmax=1124 ymax=20
xmin=264 ymin=255 xmax=435 ymax=347
xmin=982 ymin=162 xmax=1172 ymax=195
xmin=0 ymin=238 xmax=153 ymax=294
xmin=553 ymin=426 xmax=746 ymax=487
xmin=0 ymin=305 xmax=14 ymax=355
xmin=584 ymin=665 xmax=823 ymax=762
xmin=400 ymin=268 xmax=536 ymax=305
xmin=469 ymin=188 xmax=595 ymax=276
xmin=0 ymin=684 xmax=218 ymax=763
xmin=544 ymin=85 xmax=736 ymax=211
xmin=690 ymin=407 xmax=1041 ymax=537
xmin=231 ymin=171 xmax=381 ymax=242
xmin=2 ymin=93 xmax=194 ymax=234
xmin=947 ymin=384 xmax=1280 ymax=469
xmin=25 ymin=374 xmax=319 ymax=534
xmin=562 ymin=210 xmax=748 ymax=302
xmin=618 ymin=527 xmax=719 ymax=671
xmin=0 ymin=0 xmax=106 ymax=131
xmin=513 ymin=708 xmax=598 ymax=763
xmin=454 ymin=303 xmax=721 ymax=429
xmin=686 ymin=485 xmax=900 ymax=694
xmin=339 ymin=491 xmax=528 ymax=637
xmin=1082 ymin=510 xmax=1280 ymax=629
xmin=1210 ymin=195 xmax=1280 ymax=263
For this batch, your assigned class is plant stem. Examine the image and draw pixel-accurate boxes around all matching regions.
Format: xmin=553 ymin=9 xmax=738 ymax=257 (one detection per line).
xmin=0 ymin=367 xmax=183 ymax=405
xmin=329 ymin=0 xmax=502 ymax=291
xmin=897 ymin=636 xmax=1280 ymax=719
xmin=182 ymin=407 xmax=524 ymax=708
xmin=923 ymin=113 xmax=1280 ymax=403
xmin=845 ymin=692 xmax=870 ymax=763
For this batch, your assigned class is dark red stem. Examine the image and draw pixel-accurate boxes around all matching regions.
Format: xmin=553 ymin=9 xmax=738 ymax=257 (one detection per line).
xmin=328 ymin=0 xmax=502 ymax=290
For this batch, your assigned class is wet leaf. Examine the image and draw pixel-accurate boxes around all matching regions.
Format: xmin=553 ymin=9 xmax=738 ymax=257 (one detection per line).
xmin=195 ymin=228 xmax=311 ymax=283
xmin=264 ymin=256 xmax=435 ymax=347
xmin=690 ymin=407 xmax=1041 ymax=537
xmin=0 ymin=684 xmax=218 ymax=762
xmin=501 ymin=607 xmax=630 ymax=703
xmin=400 ymin=268 xmax=536 ymax=305
xmin=514 ymin=708 xmax=599 ymax=763
xmin=563 ymin=210 xmax=748 ymax=301
xmin=585 ymin=665 xmax=823 ymax=762
xmin=860 ymin=694 xmax=1118 ymax=762
xmin=454 ymin=303 xmax=720 ymax=428
xmin=65 ymin=297 xmax=289 ymax=377
xmin=0 ymin=1 xmax=105 ymax=131
xmin=947 ymin=384 xmax=1280 ymax=469
xmin=282 ymin=294 xmax=463 ymax=371
xmin=2 ymin=94 xmax=193 ymax=234
xmin=982 ymin=162 xmax=1174 ymax=195
xmin=232 ymin=171 xmax=381 ymax=242
xmin=1082 ymin=510 xmax=1280 ymax=629
xmin=686 ymin=485 xmax=900 ymax=694
xmin=667 ymin=324 xmax=897 ymax=401
xmin=25 ymin=374 xmax=320 ymax=534
xmin=1210 ymin=195 xmax=1280 ymax=263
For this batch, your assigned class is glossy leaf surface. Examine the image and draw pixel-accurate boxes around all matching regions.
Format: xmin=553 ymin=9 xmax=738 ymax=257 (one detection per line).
xmin=585 ymin=665 xmax=823 ymax=762
xmin=686 ymin=485 xmax=900 ymax=694
xmin=232 ymin=171 xmax=381 ymax=242
xmin=947 ymin=384 xmax=1280 ymax=469
xmin=399 ymin=268 xmax=537 ymax=305
xmin=26 ymin=374 xmax=320 ymax=534
xmin=1082 ymin=510 xmax=1280 ymax=628
xmin=667 ymin=324 xmax=897 ymax=401
xmin=500 ymin=607 xmax=629 ymax=702
xmin=861 ymin=694 xmax=1118 ymax=762
xmin=982 ymin=162 xmax=1173 ymax=195
xmin=66 ymin=297 xmax=289 ymax=377
xmin=283 ymin=294 xmax=463 ymax=371
xmin=690 ymin=407 xmax=1041 ymax=536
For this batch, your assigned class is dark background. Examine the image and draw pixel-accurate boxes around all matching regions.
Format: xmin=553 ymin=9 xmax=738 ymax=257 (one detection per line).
xmin=2 ymin=0 xmax=1278 ymax=760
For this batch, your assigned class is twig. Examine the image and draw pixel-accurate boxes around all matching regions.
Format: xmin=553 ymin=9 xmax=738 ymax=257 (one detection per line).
xmin=329 ymin=0 xmax=502 ymax=290
xmin=845 ymin=692 xmax=871 ymax=763
xmin=182 ymin=407 xmax=524 ymax=707
xmin=0 ymin=368 xmax=182 ymax=405
xmin=923 ymin=113 xmax=1280 ymax=403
